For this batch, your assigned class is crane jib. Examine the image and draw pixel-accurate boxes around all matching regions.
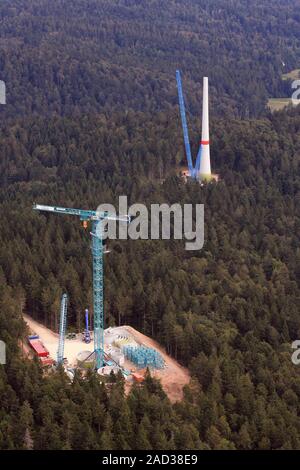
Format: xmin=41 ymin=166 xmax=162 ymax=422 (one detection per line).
xmin=33 ymin=204 xmax=129 ymax=222
xmin=33 ymin=202 xmax=130 ymax=370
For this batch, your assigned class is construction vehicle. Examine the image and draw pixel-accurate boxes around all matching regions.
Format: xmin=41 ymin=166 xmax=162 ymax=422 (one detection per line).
xmin=83 ymin=309 xmax=91 ymax=343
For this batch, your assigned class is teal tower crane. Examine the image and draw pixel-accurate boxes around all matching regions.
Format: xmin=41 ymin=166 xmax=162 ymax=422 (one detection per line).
xmin=57 ymin=293 xmax=68 ymax=365
xmin=33 ymin=204 xmax=130 ymax=369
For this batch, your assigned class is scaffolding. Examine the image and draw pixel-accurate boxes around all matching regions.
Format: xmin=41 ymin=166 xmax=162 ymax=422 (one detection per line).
xmin=123 ymin=345 xmax=164 ymax=369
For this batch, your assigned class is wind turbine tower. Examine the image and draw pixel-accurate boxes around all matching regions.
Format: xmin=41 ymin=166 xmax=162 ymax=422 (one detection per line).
xmin=198 ymin=77 xmax=211 ymax=181
xmin=176 ymin=71 xmax=218 ymax=182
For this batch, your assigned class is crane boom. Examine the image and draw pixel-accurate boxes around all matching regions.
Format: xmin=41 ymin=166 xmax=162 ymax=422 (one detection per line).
xmin=33 ymin=204 xmax=129 ymax=222
xmin=34 ymin=203 xmax=130 ymax=369
xmin=195 ymin=145 xmax=202 ymax=174
xmin=176 ymin=70 xmax=194 ymax=177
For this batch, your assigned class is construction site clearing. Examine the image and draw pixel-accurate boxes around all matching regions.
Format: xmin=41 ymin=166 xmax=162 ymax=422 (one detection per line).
xmin=23 ymin=314 xmax=190 ymax=403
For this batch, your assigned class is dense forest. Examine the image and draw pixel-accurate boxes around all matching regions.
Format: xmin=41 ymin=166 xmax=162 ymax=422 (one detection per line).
xmin=1 ymin=0 xmax=300 ymax=450
xmin=0 ymin=0 xmax=300 ymax=120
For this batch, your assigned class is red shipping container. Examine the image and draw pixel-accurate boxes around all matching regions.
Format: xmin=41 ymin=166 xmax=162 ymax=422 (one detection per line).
xmin=29 ymin=339 xmax=49 ymax=358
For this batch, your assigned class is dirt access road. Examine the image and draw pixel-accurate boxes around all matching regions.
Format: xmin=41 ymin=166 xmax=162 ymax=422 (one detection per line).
xmin=23 ymin=314 xmax=94 ymax=366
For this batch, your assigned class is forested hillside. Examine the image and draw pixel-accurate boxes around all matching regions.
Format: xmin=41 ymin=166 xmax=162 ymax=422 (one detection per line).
xmin=0 ymin=0 xmax=300 ymax=120
xmin=1 ymin=0 xmax=300 ymax=450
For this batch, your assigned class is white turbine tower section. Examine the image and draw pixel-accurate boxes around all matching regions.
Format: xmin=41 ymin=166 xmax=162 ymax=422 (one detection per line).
xmin=199 ymin=77 xmax=211 ymax=181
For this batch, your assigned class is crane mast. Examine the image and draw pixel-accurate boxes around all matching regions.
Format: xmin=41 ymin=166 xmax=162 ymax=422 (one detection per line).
xmin=33 ymin=203 xmax=130 ymax=370
xmin=57 ymin=293 xmax=68 ymax=365
xmin=195 ymin=145 xmax=202 ymax=174
xmin=92 ymin=220 xmax=104 ymax=369
xmin=176 ymin=70 xmax=194 ymax=178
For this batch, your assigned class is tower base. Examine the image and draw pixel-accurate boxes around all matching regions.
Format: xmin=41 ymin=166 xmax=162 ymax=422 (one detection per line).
xmin=178 ymin=167 xmax=220 ymax=184
xmin=198 ymin=173 xmax=220 ymax=183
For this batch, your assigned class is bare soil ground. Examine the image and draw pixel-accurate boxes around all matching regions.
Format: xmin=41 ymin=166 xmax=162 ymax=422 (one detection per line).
xmin=282 ymin=68 xmax=300 ymax=81
xmin=267 ymin=98 xmax=293 ymax=112
xmin=24 ymin=314 xmax=94 ymax=366
xmin=123 ymin=325 xmax=190 ymax=403
xmin=23 ymin=315 xmax=190 ymax=403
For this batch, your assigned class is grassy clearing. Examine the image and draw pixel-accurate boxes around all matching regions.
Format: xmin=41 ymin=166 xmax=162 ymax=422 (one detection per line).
xmin=282 ymin=68 xmax=300 ymax=81
xmin=267 ymin=69 xmax=300 ymax=112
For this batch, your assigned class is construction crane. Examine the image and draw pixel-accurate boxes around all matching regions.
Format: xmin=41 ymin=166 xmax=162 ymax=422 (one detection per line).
xmin=33 ymin=203 xmax=130 ymax=369
xmin=176 ymin=70 xmax=194 ymax=178
xmin=195 ymin=145 xmax=202 ymax=175
xmin=57 ymin=293 xmax=68 ymax=365
xmin=83 ymin=308 xmax=91 ymax=344
xmin=176 ymin=70 xmax=203 ymax=179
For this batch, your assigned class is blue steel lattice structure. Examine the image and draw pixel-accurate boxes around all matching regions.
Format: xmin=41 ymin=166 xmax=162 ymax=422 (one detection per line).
xmin=57 ymin=293 xmax=68 ymax=365
xmin=123 ymin=345 xmax=164 ymax=369
xmin=84 ymin=309 xmax=91 ymax=344
xmin=91 ymin=220 xmax=104 ymax=368
xmin=33 ymin=204 xmax=130 ymax=370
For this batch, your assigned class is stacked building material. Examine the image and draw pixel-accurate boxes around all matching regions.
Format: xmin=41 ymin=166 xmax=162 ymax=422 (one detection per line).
xmin=123 ymin=345 xmax=164 ymax=369
xmin=113 ymin=336 xmax=137 ymax=349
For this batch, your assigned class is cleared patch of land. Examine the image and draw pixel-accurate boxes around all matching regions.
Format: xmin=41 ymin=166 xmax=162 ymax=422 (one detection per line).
xmin=282 ymin=68 xmax=300 ymax=81
xmin=267 ymin=69 xmax=300 ymax=112
xmin=24 ymin=313 xmax=94 ymax=365
xmin=123 ymin=325 xmax=190 ymax=403
xmin=267 ymin=98 xmax=293 ymax=112
xmin=23 ymin=315 xmax=190 ymax=403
